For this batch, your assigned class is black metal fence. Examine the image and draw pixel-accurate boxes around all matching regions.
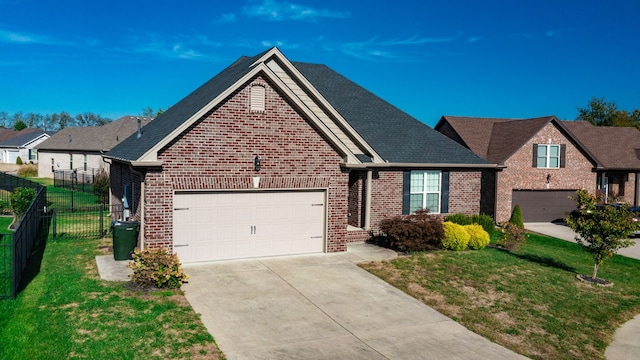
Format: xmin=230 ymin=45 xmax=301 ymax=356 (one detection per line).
xmin=0 ymin=173 xmax=45 ymax=299
xmin=53 ymin=168 xmax=98 ymax=193
xmin=48 ymin=204 xmax=109 ymax=240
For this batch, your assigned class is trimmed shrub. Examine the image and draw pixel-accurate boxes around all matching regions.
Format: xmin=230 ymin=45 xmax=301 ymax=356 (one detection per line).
xmin=15 ymin=156 xmax=23 ymax=165
xmin=473 ymin=213 xmax=496 ymax=237
xmin=445 ymin=213 xmax=473 ymax=225
xmin=442 ymin=221 xmax=470 ymax=251
xmin=17 ymin=164 xmax=38 ymax=178
xmin=128 ymin=247 xmax=189 ymax=289
xmin=10 ymin=187 xmax=36 ymax=224
xmin=465 ymin=224 xmax=490 ymax=250
xmin=377 ymin=209 xmax=444 ymax=251
xmin=446 ymin=213 xmax=496 ymax=238
xmin=499 ymin=222 xmax=526 ymax=251
xmin=509 ymin=205 xmax=524 ymax=228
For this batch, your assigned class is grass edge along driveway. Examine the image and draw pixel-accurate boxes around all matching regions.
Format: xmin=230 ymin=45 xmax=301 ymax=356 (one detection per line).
xmin=0 ymin=236 xmax=224 ymax=360
xmin=361 ymin=233 xmax=640 ymax=360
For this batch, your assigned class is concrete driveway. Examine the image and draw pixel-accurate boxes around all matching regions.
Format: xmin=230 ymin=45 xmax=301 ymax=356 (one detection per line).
xmin=525 ymin=222 xmax=640 ymax=260
xmin=182 ymin=243 xmax=526 ymax=360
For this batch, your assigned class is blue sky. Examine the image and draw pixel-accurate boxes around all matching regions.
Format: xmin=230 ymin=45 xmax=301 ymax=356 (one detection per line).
xmin=1 ymin=0 xmax=638 ymax=127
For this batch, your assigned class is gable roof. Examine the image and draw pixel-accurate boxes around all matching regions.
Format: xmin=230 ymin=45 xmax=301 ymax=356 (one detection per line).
xmin=106 ymin=48 xmax=489 ymax=167
xmin=436 ymin=115 xmax=599 ymax=166
xmin=0 ymin=128 xmax=54 ymax=148
xmin=562 ymin=121 xmax=640 ymax=170
xmin=36 ymin=116 xmax=153 ymax=152
xmin=106 ymin=50 xmax=270 ymax=163
xmin=292 ymin=63 xmax=488 ymax=165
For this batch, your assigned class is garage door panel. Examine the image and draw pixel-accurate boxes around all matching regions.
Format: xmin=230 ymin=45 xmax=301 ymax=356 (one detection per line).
xmin=173 ymin=191 xmax=326 ymax=262
xmin=512 ymin=190 xmax=577 ymax=222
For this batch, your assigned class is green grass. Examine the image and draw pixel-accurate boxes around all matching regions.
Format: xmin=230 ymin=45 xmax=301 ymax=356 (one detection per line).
xmin=361 ymin=233 xmax=640 ymax=360
xmin=0 ymin=216 xmax=12 ymax=235
xmin=0 ymin=237 xmax=223 ymax=359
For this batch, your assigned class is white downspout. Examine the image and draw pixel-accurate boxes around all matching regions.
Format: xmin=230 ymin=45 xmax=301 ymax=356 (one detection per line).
xmin=364 ymin=170 xmax=373 ymax=230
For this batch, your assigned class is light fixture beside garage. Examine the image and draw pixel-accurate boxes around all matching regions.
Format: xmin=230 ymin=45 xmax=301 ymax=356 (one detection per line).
xmin=254 ymin=155 xmax=261 ymax=172
xmin=253 ymin=155 xmax=261 ymax=188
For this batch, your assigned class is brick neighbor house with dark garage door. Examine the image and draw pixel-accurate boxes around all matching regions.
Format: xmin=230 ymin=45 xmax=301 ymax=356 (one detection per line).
xmin=435 ymin=115 xmax=640 ymax=223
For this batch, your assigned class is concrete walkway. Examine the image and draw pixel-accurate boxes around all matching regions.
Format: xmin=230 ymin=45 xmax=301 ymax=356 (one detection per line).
xmin=524 ymin=222 xmax=640 ymax=360
xmin=180 ymin=243 xmax=526 ymax=360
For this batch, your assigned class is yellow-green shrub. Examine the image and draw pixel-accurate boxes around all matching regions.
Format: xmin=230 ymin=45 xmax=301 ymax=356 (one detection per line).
xmin=442 ymin=221 xmax=470 ymax=251
xmin=465 ymin=224 xmax=490 ymax=250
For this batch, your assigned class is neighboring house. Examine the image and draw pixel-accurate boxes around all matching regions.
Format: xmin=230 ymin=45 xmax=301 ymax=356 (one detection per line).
xmin=0 ymin=128 xmax=54 ymax=164
xmin=104 ymin=47 xmax=493 ymax=263
xmin=435 ymin=115 xmax=640 ymax=223
xmin=35 ymin=116 xmax=153 ymax=178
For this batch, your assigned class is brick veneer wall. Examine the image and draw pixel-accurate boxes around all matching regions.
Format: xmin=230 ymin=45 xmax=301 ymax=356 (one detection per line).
xmin=368 ymin=169 xmax=482 ymax=230
xmin=139 ymin=75 xmax=348 ymax=253
xmin=495 ymin=123 xmax=595 ymax=222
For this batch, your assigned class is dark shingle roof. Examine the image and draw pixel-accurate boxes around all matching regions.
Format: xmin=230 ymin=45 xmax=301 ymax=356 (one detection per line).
xmin=562 ymin=121 xmax=640 ymax=170
xmin=106 ymin=49 xmax=488 ymax=165
xmin=36 ymin=116 xmax=152 ymax=152
xmin=486 ymin=117 xmax=555 ymax=163
xmin=292 ymin=62 xmax=488 ymax=164
xmin=106 ymin=51 xmax=269 ymax=161
xmin=0 ymin=128 xmax=53 ymax=147
xmin=439 ymin=116 xmax=564 ymax=164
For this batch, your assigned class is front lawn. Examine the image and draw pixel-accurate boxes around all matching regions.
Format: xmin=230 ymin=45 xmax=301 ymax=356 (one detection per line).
xmin=0 ymin=236 xmax=223 ymax=359
xmin=361 ymin=233 xmax=640 ymax=360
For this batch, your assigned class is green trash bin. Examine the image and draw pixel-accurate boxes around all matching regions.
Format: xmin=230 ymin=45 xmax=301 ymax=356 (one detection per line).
xmin=112 ymin=221 xmax=140 ymax=260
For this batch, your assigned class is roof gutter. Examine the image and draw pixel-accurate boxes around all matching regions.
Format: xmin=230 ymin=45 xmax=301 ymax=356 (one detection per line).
xmin=341 ymin=162 xmax=498 ymax=170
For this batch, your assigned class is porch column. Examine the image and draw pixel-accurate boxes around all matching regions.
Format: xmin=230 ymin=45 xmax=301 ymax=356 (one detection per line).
xmin=635 ymin=172 xmax=639 ymax=207
xmin=600 ymin=172 xmax=607 ymax=202
xmin=139 ymin=180 xmax=146 ymax=250
xmin=364 ymin=170 xmax=373 ymax=229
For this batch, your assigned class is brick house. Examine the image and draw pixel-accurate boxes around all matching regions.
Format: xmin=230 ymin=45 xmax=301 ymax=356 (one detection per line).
xmin=435 ymin=115 xmax=640 ymax=223
xmin=104 ymin=48 xmax=492 ymax=263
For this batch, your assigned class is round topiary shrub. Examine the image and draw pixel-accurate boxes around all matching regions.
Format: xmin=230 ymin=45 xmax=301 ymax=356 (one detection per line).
xmin=442 ymin=221 xmax=470 ymax=251
xmin=465 ymin=224 xmax=490 ymax=250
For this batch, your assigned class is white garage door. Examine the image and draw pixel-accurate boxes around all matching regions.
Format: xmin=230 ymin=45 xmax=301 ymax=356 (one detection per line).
xmin=173 ymin=191 xmax=326 ymax=262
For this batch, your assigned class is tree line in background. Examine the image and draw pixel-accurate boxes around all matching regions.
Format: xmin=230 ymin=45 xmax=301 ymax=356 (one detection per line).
xmin=1 ymin=99 xmax=637 ymax=131
xmin=577 ymin=97 xmax=640 ymax=128
xmin=0 ymin=107 xmax=163 ymax=131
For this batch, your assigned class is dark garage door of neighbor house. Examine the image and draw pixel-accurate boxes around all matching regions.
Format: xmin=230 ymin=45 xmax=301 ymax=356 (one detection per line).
xmin=512 ymin=190 xmax=578 ymax=222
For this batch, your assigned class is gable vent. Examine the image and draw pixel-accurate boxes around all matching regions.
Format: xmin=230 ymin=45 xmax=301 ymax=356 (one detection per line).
xmin=250 ymin=84 xmax=265 ymax=112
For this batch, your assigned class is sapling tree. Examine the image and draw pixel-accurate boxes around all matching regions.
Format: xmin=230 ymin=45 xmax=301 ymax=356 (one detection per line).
xmin=565 ymin=190 xmax=638 ymax=280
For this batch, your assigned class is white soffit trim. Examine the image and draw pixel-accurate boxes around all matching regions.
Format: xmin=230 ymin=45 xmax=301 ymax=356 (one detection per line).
xmin=271 ymin=56 xmax=384 ymax=164
xmin=138 ymin=52 xmax=358 ymax=164
xmin=260 ymin=64 xmax=359 ymax=164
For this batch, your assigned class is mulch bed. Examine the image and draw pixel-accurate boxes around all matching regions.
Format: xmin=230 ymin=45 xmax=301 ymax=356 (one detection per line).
xmin=576 ymin=274 xmax=614 ymax=287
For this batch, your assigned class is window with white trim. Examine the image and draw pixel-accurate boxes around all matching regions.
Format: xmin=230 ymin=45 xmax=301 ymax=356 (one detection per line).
xmin=409 ymin=170 xmax=441 ymax=213
xmin=536 ymin=144 xmax=560 ymax=168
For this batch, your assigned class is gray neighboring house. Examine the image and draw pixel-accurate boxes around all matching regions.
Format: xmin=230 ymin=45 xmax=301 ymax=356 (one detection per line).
xmin=0 ymin=128 xmax=55 ymax=164
xmin=35 ymin=116 xmax=153 ymax=178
